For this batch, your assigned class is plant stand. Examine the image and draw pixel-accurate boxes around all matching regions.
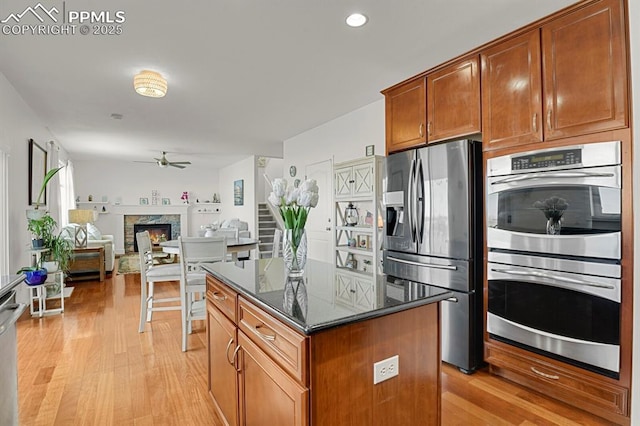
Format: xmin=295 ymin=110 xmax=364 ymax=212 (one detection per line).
xmin=28 ymin=271 xmax=66 ymax=317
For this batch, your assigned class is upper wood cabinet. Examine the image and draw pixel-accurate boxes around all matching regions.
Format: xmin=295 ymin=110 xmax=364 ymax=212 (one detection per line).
xmin=383 ymin=77 xmax=426 ymax=154
xmin=481 ymin=31 xmax=544 ymax=150
xmin=481 ymin=0 xmax=628 ymax=150
xmin=542 ymin=0 xmax=627 ymax=140
xmin=426 ymin=55 xmax=481 ymax=143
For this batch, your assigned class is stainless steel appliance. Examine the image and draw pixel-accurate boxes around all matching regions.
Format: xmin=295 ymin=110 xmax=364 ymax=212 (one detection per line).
xmin=485 ymin=141 xmax=622 ymax=378
xmin=0 ymin=288 xmax=26 ymax=426
xmin=383 ymin=139 xmax=483 ymax=373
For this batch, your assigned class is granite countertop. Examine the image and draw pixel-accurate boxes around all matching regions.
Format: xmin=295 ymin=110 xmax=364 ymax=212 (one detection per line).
xmin=0 ymin=274 xmax=26 ymax=300
xmin=203 ymin=258 xmax=452 ymax=335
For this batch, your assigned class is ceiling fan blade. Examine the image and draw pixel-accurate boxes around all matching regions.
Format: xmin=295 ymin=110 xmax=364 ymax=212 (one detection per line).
xmin=169 ymin=161 xmax=191 ymax=165
xmin=169 ymin=163 xmax=186 ymax=169
xmin=134 ymin=160 xmax=157 ymax=163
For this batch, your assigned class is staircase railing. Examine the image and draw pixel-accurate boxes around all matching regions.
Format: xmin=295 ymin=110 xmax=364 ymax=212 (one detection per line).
xmin=262 ymin=173 xmax=285 ymax=232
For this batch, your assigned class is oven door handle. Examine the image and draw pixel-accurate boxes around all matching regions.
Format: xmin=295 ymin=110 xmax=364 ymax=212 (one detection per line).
xmin=490 ymin=171 xmax=615 ymax=185
xmin=387 ymin=256 xmax=458 ymax=271
xmin=490 ymin=268 xmax=615 ymax=289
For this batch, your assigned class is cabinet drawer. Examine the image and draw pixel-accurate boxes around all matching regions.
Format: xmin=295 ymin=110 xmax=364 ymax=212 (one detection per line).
xmin=238 ymin=296 xmax=307 ymax=385
xmin=485 ymin=342 xmax=628 ymax=419
xmin=206 ymin=276 xmax=237 ymax=324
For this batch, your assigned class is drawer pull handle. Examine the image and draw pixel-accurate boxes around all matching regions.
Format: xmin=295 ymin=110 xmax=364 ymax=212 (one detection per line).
xmin=531 ymin=366 xmax=559 ymax=380
xmin=232 ymin=345 xmax=242 ymax=372
xmin=212 ymin=292 xmax=227 ymax=302
xmin=547 ymin=109 xmax=552 ymax=131
xmin=419 ymin=123 xmax=424 ymax=138
xmin=532 ymin=113 xmax=537 ymax=133
xmin=255 ymin=324 xmax=276 ymax=341
xmin=225 ymin=338 xmax=234 ymax=366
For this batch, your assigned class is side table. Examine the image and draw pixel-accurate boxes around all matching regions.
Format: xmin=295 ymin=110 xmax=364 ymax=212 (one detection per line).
xmin=28 ymin=271 xmax=66 ymax=317
xmin=66 ymin=247 xmax=105 ymax=282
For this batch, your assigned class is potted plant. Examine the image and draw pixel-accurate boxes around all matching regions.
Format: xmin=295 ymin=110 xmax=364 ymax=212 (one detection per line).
xmin=43 ymin=233 xmax=74 ymax=273
xmin=27 ymin=214 xmax=56 ymax=249
xmin=26 ymin=166 xmax=64 ymax=220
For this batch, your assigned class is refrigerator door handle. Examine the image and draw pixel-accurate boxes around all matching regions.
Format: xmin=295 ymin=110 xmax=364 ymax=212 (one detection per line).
xmin=387 ymin=256 xmax=458 ymax=270
xmin=408 ymin=156 xmax=416 ymax=242
xmin=416 ymin=158 xmax=425 ymax=245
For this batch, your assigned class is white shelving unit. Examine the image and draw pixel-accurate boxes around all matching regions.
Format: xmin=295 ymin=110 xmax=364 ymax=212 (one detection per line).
xmin=28 ymin=249 xmax=66 ymax=317
xmin=76 ymin=201 xmax=110 ymax=214
xmin=333 ymin=155 xmax=384 ymax=311
xmin=192 ymin=203 xmax=222 ymax=214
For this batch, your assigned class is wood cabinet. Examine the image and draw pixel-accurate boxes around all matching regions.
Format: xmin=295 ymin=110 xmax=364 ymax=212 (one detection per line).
xmin=206 ymin=273 xmax=443 ymax=425
xmin=481 ymin=0 xmax=628 ymax=150
xmin=383 ymin=77 xmax=426 ymax=154
xmin=481 ymin=30 xmax=543 ymax=150
xmin=542 ymin=0 xmax=627 ymax=140
xmin=426 ymin=55 xmax=481 ymax=143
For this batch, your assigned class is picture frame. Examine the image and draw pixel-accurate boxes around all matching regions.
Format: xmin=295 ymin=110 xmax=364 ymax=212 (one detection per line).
xmin=162 ymin=198 xmax=171 ymax=205
xmin=234 ymin=179 xmax=244 ymax=206
xmin=365 ymin=145 xmax=375 ymax=157
xmin=28 ymin=139 xmax=47 ymax=206
xmin=357 ymin=235 xmax=369 ymax=249
xmin=139 ymin=197 xmax=149 ymax=205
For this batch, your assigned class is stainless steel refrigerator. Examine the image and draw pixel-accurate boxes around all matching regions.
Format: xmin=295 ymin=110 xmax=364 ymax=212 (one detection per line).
xmin=383 ymin=139 xmax=483 ymax=373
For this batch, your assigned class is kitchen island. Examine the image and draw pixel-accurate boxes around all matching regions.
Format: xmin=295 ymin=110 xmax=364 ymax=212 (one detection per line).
xmin=203 ymin=258 xmax=451 ymax=426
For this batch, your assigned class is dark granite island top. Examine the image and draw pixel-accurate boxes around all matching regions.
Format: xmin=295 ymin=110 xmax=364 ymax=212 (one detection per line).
xmin=202 ymin=258 xmax=452 ymax=335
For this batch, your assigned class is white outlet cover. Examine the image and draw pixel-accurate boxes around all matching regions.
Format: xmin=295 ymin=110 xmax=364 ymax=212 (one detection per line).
xmin=373 ymin=355 xmax=399 ymax=384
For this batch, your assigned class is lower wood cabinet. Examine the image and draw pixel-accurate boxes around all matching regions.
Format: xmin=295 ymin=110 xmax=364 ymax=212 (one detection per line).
xmin=485 ymin=340 xmax=629 ymax=424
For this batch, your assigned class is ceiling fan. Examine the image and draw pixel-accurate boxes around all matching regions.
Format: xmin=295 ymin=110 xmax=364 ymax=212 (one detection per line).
xmin=137 ymin=151 xmax=192 ymax=169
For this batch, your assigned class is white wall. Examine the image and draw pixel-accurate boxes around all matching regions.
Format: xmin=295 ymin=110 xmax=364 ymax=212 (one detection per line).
xmin=0 ymin=72 xmax=61 ymax=303
xmin=219 ymin=156 xmax=258 ymax=238
xmin=629 ymin=0 xmax=639 ymax=423
xmin=283 ymin=100 xmax=385 ymax=180
xmin=73 ymin=159 xmax=222 ymax=240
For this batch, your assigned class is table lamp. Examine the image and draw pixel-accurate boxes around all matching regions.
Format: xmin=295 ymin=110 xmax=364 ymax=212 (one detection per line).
xmin=68 ymin=209 xmax=95 ymax=248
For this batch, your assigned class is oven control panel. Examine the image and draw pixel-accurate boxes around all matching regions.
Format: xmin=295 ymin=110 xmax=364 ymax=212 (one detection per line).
xmin=512 ymin=148 xmax=582 ymax=170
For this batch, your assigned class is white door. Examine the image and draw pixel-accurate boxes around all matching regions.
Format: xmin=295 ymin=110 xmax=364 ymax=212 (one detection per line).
xmin=305 ymin=159 xmax=332 ymax=263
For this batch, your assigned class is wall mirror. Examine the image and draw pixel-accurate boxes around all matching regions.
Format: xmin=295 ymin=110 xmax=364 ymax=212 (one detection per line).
xmin=28 ymin=139 xmax=47 ymax=206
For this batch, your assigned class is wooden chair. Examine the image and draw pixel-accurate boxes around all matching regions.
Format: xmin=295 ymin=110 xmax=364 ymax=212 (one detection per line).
xmin=178 ymin=236 xmax=227 ymax=352
xmin=136 ymin=231 xmax=182 ymax=333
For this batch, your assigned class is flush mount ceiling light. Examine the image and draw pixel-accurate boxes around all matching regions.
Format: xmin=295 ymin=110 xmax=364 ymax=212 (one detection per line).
xmin=346 ymin=13 xmax=368 ymax=28
xmin=133 ymin=70 xmax=167 ymax=98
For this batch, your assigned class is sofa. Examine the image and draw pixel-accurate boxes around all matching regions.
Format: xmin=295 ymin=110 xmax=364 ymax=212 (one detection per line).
xmin=60 ymin=223 xmax=115 ymax=272
xmin=199 ymin=218 xmax=250 ymax=238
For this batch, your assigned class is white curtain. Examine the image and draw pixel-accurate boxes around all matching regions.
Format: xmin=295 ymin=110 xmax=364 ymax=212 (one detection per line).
xmin=59 ymin=160 xmax=76 ymax=226
xmin=0 ymin=149 xmax=8 ymax=276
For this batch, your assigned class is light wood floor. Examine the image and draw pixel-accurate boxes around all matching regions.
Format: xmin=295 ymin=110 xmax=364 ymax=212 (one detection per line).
xmin=16 ymin=266 xmax=617 ymax=425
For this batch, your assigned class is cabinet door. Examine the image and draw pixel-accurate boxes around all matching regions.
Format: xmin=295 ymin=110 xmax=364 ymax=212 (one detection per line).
xmin=427 ymin=55 xmax=480 ymax=143
xmin=353 ymin=277 xmax=375 ymax=310
xmin=481 ymin=30 xmax=543 ymax=150
xmin=238 ymin=331 xmax=309 ymax=426
xmin=384 ymin=78 xmax=427 ymax=153
xmin=352 ymin=163 xmax=373 ymax=197
xmin=335 ymin=271 xmax=355 ymax=306
xmin=334 ymin=167 xmax=352 ymax=199
xmin=542 ymin=0 xmax=627 ymax=140
xmin=207 ymin=302 xmax=238 ymax=426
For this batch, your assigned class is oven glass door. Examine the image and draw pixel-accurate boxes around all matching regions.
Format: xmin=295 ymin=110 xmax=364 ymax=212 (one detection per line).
xmin=486 ymin=165 xmax=621 ymax=259
xmin=487 ymin=264 xmax=620 ymax=377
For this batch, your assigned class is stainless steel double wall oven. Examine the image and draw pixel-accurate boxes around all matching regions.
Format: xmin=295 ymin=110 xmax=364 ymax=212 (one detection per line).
xmin=486 ymin=141 xmax=622 ymax=378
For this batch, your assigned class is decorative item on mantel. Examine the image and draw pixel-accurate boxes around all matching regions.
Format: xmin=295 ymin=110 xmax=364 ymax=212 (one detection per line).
xmin=180 ymin=191 xmax=189 ymax=204
xmin=268 ymin=178 xmax=319 ymax=277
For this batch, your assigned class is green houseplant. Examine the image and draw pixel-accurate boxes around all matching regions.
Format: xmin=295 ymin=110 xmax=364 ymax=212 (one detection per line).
xmin=26 ymin=166 xmax=64 ymax=220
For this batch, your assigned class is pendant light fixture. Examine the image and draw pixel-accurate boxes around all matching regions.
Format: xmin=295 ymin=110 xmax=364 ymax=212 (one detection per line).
xmin=133 ymin=70 xmax=167 ymax=98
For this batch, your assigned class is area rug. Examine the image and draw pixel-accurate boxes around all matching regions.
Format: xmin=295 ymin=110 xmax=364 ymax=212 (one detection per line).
xmin=117 ymin=253 xmax=179 ymax=274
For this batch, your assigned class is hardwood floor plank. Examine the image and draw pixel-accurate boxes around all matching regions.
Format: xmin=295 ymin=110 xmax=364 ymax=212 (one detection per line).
xmin=16 ymin=266 xmax=620 ymax=425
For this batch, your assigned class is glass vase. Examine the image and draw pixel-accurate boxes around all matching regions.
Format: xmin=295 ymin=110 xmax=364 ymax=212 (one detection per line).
xmin=282 ymin=228 xmax=307 ymax=277
xmin=546 ymin=217 xmax=562 ymax=235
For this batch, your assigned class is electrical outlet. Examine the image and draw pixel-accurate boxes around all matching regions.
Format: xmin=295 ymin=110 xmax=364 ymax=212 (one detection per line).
xmin=373 ymin=355 xmax=399 ymax=384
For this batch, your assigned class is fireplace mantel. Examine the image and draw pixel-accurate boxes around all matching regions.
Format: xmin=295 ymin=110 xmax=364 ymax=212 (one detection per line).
xmin=111 ymin=204 xmax=190 ymax=254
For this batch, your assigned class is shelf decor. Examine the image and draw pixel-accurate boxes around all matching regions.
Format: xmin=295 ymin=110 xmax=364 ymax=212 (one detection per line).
xmin=268 ymin=177 xmax=319 ymax=276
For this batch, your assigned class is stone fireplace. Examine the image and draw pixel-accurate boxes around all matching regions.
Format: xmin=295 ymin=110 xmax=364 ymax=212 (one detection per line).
xmin=124 ymin=214 xmax=180 ymax=253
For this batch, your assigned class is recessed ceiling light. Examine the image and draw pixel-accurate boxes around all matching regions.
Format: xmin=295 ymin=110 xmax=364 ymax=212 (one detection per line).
xmin=346 ymin=13 xmax=367 ymax=28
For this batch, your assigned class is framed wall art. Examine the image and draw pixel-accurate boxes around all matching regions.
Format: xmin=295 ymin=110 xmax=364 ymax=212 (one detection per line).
xmin=234 ymin=179 xmax=244 ymax=206
xmin=140 ymin=197 xmax=149 ymax=205
xmin=28 ymin=139 xmax=47 ymax=206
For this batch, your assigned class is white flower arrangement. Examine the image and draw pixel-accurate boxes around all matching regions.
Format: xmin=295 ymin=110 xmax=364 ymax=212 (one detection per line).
xmin=268 ymin=178 xmax=319 ymax=231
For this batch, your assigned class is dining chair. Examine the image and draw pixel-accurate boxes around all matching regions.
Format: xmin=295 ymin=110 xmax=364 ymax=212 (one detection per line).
xmin=136 ymin=231 xmax=182 ymax=333
xmin=210 ymin=228 xmax=239 ymax=260
xmin=178 ymin=236 xmax=227 ymax=352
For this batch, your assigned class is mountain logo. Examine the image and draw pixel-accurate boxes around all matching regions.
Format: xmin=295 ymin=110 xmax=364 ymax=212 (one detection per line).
xmin=1 ymin=3 xmax=59 ymax=24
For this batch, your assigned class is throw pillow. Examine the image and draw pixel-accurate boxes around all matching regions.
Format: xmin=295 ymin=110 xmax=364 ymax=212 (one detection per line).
xmin=87 ymin=223 xmax=102 ymax=240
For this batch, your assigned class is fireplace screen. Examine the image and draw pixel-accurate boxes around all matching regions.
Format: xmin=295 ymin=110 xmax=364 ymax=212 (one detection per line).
xmin=134 ymin=223 xmax=172 ymax=252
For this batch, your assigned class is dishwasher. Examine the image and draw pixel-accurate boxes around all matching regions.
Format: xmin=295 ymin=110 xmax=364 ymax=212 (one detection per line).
xmin=0 ymin=289 xmax=26 ymax=426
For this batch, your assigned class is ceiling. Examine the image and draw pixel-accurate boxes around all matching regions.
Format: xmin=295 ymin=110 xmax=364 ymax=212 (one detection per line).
xmin=0 ymin=0 xmax=577 ymax=169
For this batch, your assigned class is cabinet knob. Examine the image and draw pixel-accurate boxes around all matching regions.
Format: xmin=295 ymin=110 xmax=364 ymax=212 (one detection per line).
xmin=325 ymin=227 xmax=331 ymax=231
